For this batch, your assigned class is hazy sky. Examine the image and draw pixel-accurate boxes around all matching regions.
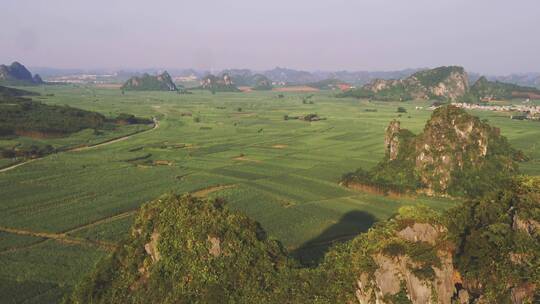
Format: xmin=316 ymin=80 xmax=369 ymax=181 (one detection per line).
xmin=1 ymin=0 xmax=539 ymax=74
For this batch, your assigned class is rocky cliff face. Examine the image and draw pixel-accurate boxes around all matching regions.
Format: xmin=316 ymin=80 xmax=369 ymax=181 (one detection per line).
xmin=0 ymin=61 xmax=43 ymax=85
xmin=350 ymin=184 xmax=540 ymax=304
xmin=384 ymin=120 xmax=403 ymax=161
xmin=353 ymin=213 xmax=456 ymax=304
xmin=362 ymin=66 xmax=469 ymax=101
xmin=414 ymin=106 xmax=512 ymax=193
xmin=380 ymin=105 xmax=518 ymax=196
xmin=121 ymin=71 xmax=177 ymax=91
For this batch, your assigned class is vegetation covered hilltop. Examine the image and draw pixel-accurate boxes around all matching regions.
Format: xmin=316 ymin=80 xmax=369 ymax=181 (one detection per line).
xmin=339 ymin=66 xmax=540 ymax=102
xmin=199 ymin=73 xmax=241 ymax=92
xmin=122 ymin=71 xmax=178 ymax=91
xmin=469 ymin=76 xmax=540 ymax=101
xmin=342 ymin=105 xmax=523 ymax=198
xmin=66 ymin=178 xmax=539 ymax=303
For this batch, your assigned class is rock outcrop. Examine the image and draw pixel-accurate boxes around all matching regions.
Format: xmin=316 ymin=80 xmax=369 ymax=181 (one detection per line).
xmin=0 ymin=61 xmax=43 ymax=85
xmin=200 ymin=73 xmax=241 ymax=92
xmin=350 ymin=206 xmax=456 ymax=304
xmin=252 ymin=74 xmax=273 ymax=90
xmin=341 ymin=67 xmax=540 ymax=102
xmin=344 ymin=105 xmax=520 ymax=197
xmin=361 ymin=66 xmax=469 ymax=101
xmin=384 ymin=120 xmax=403 ymax=161
xmin=121 ymin=71 xmax=177 ymax=91
xmin=412 ymin=105 xmax=515 ymax=193
xmin=346 ymin=180 xmax=539 ymax=304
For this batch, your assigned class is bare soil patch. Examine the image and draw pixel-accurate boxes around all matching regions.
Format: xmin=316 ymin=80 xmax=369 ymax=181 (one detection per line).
xmin=94 ymin=83 xmax=122 ymax=89
xmin=238 ymin=86 xmax=253 ymax=92
xmin=345 ymin=182 xmax=409 ymax=199
xmin=153 ymin=160 xmax=173 ymax=166
xmin=273 ymin=86 xmax=320 ymax=92
xmin=0 ymin=226 xmax=116 ymax=252
xmin=192 ymin=184 xmax=236 ymax=198
xmin=14 ymin=130 xmax=66 ymax=139
xmin=231 ymin=112 xmax=256 ymax=117
xmin=232 ymin=156 xmax=262 ymax=163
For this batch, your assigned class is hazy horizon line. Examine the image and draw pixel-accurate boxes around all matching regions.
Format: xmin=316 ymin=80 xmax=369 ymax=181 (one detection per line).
xmin=25 ymin=64 xmax=540 ymax=76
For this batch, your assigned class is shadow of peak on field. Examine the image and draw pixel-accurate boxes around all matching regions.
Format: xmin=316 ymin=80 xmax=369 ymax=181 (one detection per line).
xmin=291 ymin=210 xmax=376 ymax=267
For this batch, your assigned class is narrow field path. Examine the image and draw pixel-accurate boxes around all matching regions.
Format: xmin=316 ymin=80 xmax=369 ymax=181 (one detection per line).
xmin=0 ymin=118 xmax=159 ymax=173
xmin=0 ymin=158 xmax=39 ymax=173
xmin=66 ymin=210 xmax=137 ymax=234
xmin=0 ymin=208 xmax=139 ymax=254
xmin=0 ymin=180 xmax=228 ymax=255
xmin=0 ymin=226 xmax=117 ymax=253
xmin=192 ymin=184 xmax=237 ymax=198
xmin=71 ymin=118 xmax=159 ymax=152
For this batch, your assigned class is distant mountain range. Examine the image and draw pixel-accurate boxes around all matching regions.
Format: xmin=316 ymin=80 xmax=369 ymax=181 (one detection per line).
xmin=27 ymin=66 xmax=540 ymax=89
xmin=189 ymin=67 xmax=423 ymax=87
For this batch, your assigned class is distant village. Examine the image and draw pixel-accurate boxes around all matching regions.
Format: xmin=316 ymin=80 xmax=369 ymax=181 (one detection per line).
xmin=450 ymin=102 xmax=540 ymax=121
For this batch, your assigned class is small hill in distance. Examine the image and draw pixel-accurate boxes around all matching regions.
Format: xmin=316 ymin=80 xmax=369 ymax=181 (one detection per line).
xmin=306 ymin=78 xmax=352 ymax=90
xmin=469 ymin=76 xmax=540 ymax=101
xmin=338 ymin=66 xmax=540 ymax=102
xmin=199 ymin=73 xmax=241 ymax=92
xmin=214 ymin=70 xmax=272 ymax=90
xmin=339 ymin=66 xmax=469 ymax=101
xmin=341 ymin=105 xmax=523 ymax=197
xmin=122 ymin=71 xmax=178 ymax=91
xmin=251 ymin=74 xmax=273 ymax=90
xmin=263 ymin=67 xmax=319 ymax=85
xmin=0 ymin=62 xmax=44 ymax=86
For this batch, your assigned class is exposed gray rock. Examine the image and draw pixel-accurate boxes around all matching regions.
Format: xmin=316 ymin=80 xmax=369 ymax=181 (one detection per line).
xmin=397 ymin=223 xmax=445 ymax=245
xmin=384 ymin=120 xmax=401 ymax=161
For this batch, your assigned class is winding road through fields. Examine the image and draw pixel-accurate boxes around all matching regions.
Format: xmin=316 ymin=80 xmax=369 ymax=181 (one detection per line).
xmin=0 ymin=118 xmax=159 ymax=174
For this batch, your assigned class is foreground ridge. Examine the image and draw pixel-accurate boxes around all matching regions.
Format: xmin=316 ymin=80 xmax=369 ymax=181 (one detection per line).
xmin=66 ymin=179 xmax=539 ymax=303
